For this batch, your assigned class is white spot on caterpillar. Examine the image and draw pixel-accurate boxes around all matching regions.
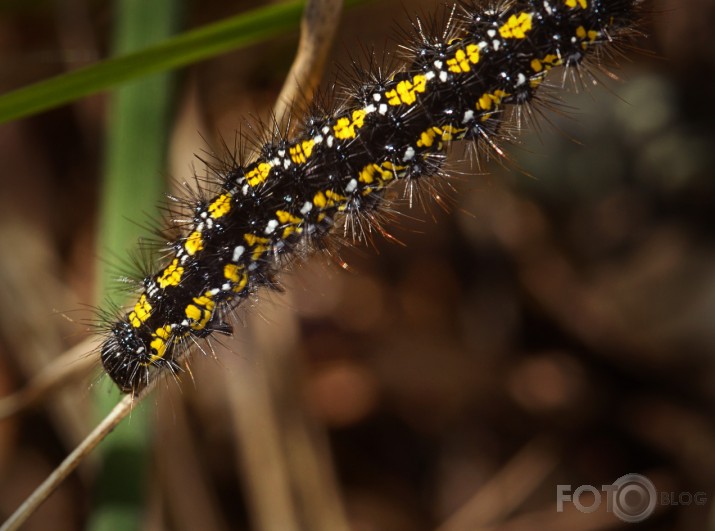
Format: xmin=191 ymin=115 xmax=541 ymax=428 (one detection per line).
xmin=492 ymin=40 xmax=501 ymax=50
xmin=463 ymin=110 xmax=475 ymax=123
xmin=322 ymin=126 xmax=330 ymax=135
xmin=345 ymin=178 xmax=358 ymax=193
xmin=516 ymin=73 xmax=527 ymax=86
xmin=265 ymin=219 xmax=278 ymax=234
xmin=327 ymin=136 xmax=334 ymax=148
xmin=300 ymin=201 xmax=313 ymax=214
xmin=314 ymin=134 xmax=323 ymax=143
xmin=242 ymin=184 xmax=249 ymax=196
xmin=278 ymin=150 xmax=286 ymax=157
xmin=373 ymin=93 xmax=381 ymax=102
xmin=222 ymin=283 xmax=231 ymax=291
xmin=403 ymin=146 xmax=416 ymax=161
xmin=487 ymin=29 xmax=496 ymax=37
xmin=283 ymin=159 xmax=291 ymax=169
xmin=425 ymin=71 xmax=436 ymax=81
xmin=439 ymin=71 xmax=448 ymax=82
xmin=209 ymin=288 xmax=220 ymax=296
xmin=232 ymin=246 xmax=245 ymax=262
xmin=379 ymin=104 xmax=388 ymax=115
xmin=200 ymin=211 xmax=208 ymax=219
xmin=147 ymin=282 xmax=159 ymax=297
xmin=365 ymin=104 xmax=377 ymax=113
xmin=434 ymin=60 xmax=443 ymax=69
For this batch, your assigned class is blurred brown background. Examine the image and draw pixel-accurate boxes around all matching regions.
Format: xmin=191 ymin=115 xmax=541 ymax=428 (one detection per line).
xmin=1 ymin=0 xmax=714 ymax=529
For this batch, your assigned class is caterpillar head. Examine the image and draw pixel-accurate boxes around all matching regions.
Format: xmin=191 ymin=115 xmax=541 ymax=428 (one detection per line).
xmin=100 ymin=321 xmax=175 ymax=393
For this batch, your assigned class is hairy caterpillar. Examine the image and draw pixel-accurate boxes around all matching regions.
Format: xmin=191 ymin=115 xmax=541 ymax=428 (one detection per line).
xmin=99 ymin=0 xmax=644 ymax=393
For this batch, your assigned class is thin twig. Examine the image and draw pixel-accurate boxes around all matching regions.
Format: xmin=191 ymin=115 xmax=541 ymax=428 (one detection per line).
xmin=272 ymin=0 xmax=343 ymax=131
xmin=0 ymin=381 xmax=154 ymax=531
xmin=0 ymin=337 xmax=100 ymax=421
xmin=437 ymin=437 xmax=559 ymax=531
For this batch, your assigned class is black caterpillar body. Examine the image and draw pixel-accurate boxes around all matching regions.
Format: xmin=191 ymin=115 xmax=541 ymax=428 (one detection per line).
xmin=100 ymin=0 xmax=642 ymax=392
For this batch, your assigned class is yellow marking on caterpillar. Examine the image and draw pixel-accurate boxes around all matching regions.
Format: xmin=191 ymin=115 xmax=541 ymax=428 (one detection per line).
xmin=326 ymin=190 xmax=348 ymax=211
xmin=149 ymin=324 xmax=173 ymax=362
xmin=333 ymin=109 xmax=368 ymax=140
xmin=498 ymin=12 xmax=533 ymax=39
xmin=157 ymin=258 xmax=184 ymax=289
xmin=185 ymin=291 xmax=216 ymax=332
xmin=276 ymin=210 xmax=303 ymax=238
xmin=313 ymin=191 xmax=327 ymax=208
xmin=576 ymin=26 xmax=600 ymax=49
xmin=224 ymin=263 xmax=248 ymax=292
xmin=416 ymin=125 xmax=467 ymax=149
xmin=358 ymin=160 xmax=407 ymax=188
xmin=477 ymin=90 xmax=509 ymax=111
xmin=446 ymin=43 xmax=481 ymax=73
xmin=223 ymin=263 xmax=241 ymax=282
xmin=289 ymin=139 xmax=316 ymax=164
xmin=156 ymin=325 xmax=172 ymax=341
xmin=417 ymin=129 xmax=438 ymax=148
xmin=276 ymin=210 xmax=301 ymax=225
xmin=357 ymin=165 xmax=379 ymax=184
xmin=385 ymin=75 xmax=428 ymax=106
xmin=208 ymin=193 xmax=232 ymax=219
xmin=358 ymin=161 xmax=404 ymax=185
xmin=476 ymin=90 xmax=510 ymax=121
xmin=313 ymin=189 xmax=348 ymax=210
xmin=565 ymin=0 xmax=588 ymax=8
xmin=128 ymin=294 xmax=152 ymax=328
xmin=530 ymin=54 xmax=562 ymax=73
xmin=244 ymin=233 xmax=270 ymax=260
xmin=185 ymin=231 xmax=204 ymax=256
xmin=440 ymin=125 xmax=466 ymax=141
xmin=246 ymin=162 xmax=272 ymax=187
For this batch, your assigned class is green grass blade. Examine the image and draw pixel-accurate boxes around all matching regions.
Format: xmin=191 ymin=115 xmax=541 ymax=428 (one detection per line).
xmin=89 ymin=0 xmax=181 ymax=528
xmin=0 ymin=0 xmax=308 ymax=123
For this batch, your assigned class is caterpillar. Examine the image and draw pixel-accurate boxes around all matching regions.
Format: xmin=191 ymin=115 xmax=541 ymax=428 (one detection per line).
xmin=99 ymin=0 xmax=644 ymax=393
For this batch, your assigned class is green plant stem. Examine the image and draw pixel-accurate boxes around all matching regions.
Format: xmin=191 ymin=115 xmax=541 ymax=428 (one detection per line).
xmin=89 ymin=0 xmax=181 ymax=529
